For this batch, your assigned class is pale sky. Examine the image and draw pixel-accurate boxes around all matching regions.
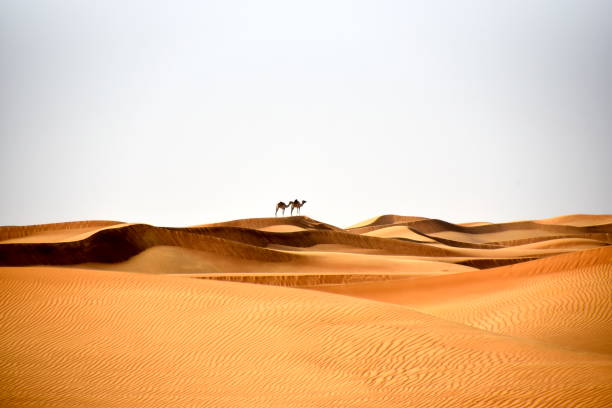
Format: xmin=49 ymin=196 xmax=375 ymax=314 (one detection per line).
xmin=1 ymin=0 xmax=611 ymax=228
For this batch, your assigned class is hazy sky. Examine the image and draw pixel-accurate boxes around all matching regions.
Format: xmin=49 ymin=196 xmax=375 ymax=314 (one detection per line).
xmin=1 ymin=1 xmax=611 ymax=227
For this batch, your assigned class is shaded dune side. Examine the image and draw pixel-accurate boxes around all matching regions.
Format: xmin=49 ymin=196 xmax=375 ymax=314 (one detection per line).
xmin=397 ymin=230 xmax=506 ymax=249
xmin=0 ymin=224 xmax=299 ymax=266
xmin=1 ymin=266 xmax=611 ymax=408
xmin=407 ymin=218 xmax=612 ymax=235
xmin=0 ymin=224 xmax=466 ymax=267
xmin=366 ymin=229 xmax=609 ymax=268
xmin=456 ymin=257 xmax=541 ymax=269
xmin=0 ymin=223 xmax=591 ymax=272
xmin=316 ymin=247 xmax=612 ymax=354
xmin=0 ymin=220 xmax=122 ymax=242
xmin=195 ymin=216 xmax=343 ymax=231
xmin=349 ymin=216 xmax=612 ymax=236
xmin=348 ymin=224 xmax=480 ymax=246
xmin=182 ymin=227 xmax=462 ymax=256
xmin=357 ymin=228 xmax=574 ymax=257
xmin=353 ymin=219 xmax=612 ymax=249
xmin=92 ymin=244 xmax=475 ymax=277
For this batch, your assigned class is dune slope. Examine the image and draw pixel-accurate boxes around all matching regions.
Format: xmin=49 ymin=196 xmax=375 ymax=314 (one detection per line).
xmin=1 ymin=266 xmax=610 ymax=408
xmin=315 ymin=247 xmax=612 ymax=354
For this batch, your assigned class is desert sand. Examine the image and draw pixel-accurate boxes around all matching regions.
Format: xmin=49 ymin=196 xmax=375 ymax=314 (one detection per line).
xmin=1 ymin=214 xmax=611 ymax=407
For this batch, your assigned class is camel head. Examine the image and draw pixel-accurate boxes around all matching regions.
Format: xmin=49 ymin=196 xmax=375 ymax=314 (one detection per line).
xmin=301 ymin=200 xmax=307 ymax=205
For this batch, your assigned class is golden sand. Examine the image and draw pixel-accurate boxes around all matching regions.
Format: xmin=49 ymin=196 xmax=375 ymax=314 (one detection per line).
xmin=1 ymin=214 xmax=611 ymax=407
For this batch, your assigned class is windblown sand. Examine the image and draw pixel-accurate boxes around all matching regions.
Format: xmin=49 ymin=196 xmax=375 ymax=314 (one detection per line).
xmin=1 ymin=214 xmax=611 ymax=407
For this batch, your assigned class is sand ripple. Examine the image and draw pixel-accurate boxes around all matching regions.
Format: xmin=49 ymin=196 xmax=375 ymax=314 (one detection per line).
xmin=1 ymin=214 xmax=611 ymax=407
xmin=1 ymin=266 xmax=610 ymax=407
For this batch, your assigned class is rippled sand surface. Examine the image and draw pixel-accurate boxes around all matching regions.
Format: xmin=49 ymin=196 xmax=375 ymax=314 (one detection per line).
xmin=1 ymin=214 xmax=611 ymax=407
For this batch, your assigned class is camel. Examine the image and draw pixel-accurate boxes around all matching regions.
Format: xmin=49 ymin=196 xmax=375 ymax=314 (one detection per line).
xmin=290 ymin=199 xmax=307 ymax=216
xmin=275 ymin=201 xmax=292 ymax=216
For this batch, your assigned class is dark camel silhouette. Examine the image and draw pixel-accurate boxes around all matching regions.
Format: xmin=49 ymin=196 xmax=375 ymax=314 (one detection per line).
xmin=290 ymin=199 xmax=307 ymax=216
xmin=275 ymin=201 xmax=292 ymax=216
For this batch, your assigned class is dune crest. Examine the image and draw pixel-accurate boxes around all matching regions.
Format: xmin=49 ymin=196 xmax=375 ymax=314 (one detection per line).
xmin=535 ymin=214 xmax=612 ymax=226
xmin=347 ymin=214 xmax=429 ymax=229
xmin=0 ymin=220 xmax=124 ymax=243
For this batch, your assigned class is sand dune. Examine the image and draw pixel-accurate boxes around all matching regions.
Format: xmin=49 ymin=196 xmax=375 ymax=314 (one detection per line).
xmin=5 ymin=219 xmax=598 ymax=272
xmin=258 ymin=224 xmax=307 ymax=232
xmin=0 ymin=224 xmax=299 ymax=267
xmin=0 ymin=220 xmax=124 ymax=243
xmin=458 ymin=221 xmax=493 ymax=227
xmin=362 ymin=225 xmax=437 ymax=242
xmin=78 ymin=244 xmax=474 ymax=277
xmin=535 ymin=214 xmax=612 ymax=226
xmin=316 ymin=246 xmax=612 ymax=354
xmin=1 ymin=213 xmax=611 ymax=407
xmin=1 ymin=266 xmax=610 ymax=408
xmin=347 ymin=214 xmax=429 ymax=229
xmin=0 ymin=223 xmax=475 ymax=271
xmin=195 ymin=215 xmax=342 ymax=231
xmin=509 ymin=237 xmax=609 ymax=250
xmin=346 ymin=217 xmax=612 ymax=250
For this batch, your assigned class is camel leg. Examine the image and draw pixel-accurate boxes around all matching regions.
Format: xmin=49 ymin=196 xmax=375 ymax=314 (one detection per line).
xmin=275 ymin=207 xmax=279 ymax=217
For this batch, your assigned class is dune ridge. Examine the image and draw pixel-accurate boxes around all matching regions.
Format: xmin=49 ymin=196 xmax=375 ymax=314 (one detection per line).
xmin=0 ymin=220 xmax=123 ymax=243
xmin=346 ymin=214 xmax=430 ymax=229
xmin=0 ymin=224 xmax=299 ymax=266
xmin=535 ymin=214 xmax=612 ymax=226
xmin=195 ymin=215 xmax=343 ymax=231
xmin=5 ymin=216 xmax=607 ymax=272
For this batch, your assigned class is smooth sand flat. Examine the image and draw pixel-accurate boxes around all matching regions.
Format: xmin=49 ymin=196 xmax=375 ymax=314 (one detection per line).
xmin=1 ymin=266 xmax=611 ymax=408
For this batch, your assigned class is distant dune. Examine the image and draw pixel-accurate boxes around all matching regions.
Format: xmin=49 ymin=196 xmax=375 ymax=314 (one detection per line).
xmin=1 ymin=214 xmax=611 ymax=407
xmin=0 ymin=220 xmax=125 ymax=243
